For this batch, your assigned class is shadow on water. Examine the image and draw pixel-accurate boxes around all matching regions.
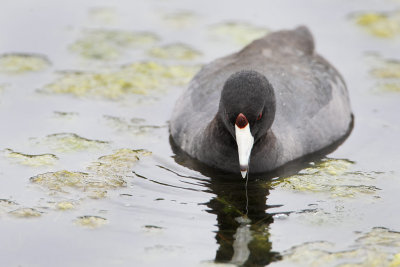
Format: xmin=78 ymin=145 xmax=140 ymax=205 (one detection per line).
xmin=168 ymin=117 xmax=353 ymax=266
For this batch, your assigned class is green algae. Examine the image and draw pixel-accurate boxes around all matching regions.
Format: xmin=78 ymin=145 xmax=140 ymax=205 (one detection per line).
xmin=271 ymin=159 xmax=381 ymax=198
xmin=56 ymin=201 xmax=75 ymax=210
xmin=9 ymin=208 xmax=42 ymax=218
xmin=282 ymin=227 xmax=400 ymax=267
xmin=74 ymin=215 xmax=108 ymax=228
xmin=380 ymin=83 xmax=400 ymax=92
xmin=34 ymin=133 xmax=109 ymax=153
xmin=209 ymin=22 xmax=269 ymax=46
xmin=43 ymin=62 xmax=199 ymax=99
xmin=30 ymin=149 xmax=151 ymax=197
xmin=88 ymin=7 xmax=118 ymax=25
xmin=354 ymin=10 xmax=400 ymax=38
xmin=148 ymin=43 xmax=202 ymax=60
xmin=103 ymin=115 xmax=165 ymax=135
xmin=162 ymin=11 xmax=199 ymax=28
xmin=53 ymin=111 xmax=79 ymax=119
xmin=3 ymin=148 xmax=58 ymax=167
xmin=0 ymin=53 xmax=50 ymax=74
xmin=371 ymin=59 xmax=400 ymax=79
xmin=70 ymin=29 xmax=159 ymax=60
xmin=367 ymin=54 xmax=400 ymax=93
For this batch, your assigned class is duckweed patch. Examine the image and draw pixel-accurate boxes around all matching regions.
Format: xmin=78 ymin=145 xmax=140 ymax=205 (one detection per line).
xmin=209 ymin=22 xmax=269 ymax=45
xmin=162 ymin=11 xmax=199 ymax=28
xmin=368 ymin=54 xmax=400 ymax=93
xmin=88 ymin=7 xmax=118 ymax=25
xmin=3 ymin=149 xmax=58 ymax=167
xmin=33 ymin=133 xmax=109 ymax=153
xmin=0 ymin=53 xmax=50 ymax=73
xmin=271 ymin=159 xmax=381 ymax=198
xmin=43 ymin=62 xmax=199 ymax=99
xmin=103 ymin=115 xmax=165 ymax=135
xmin=30 ymin=149 xmax=151 ymax=197
xmin=282 ymin=227 xmax=400 ymax=266
xmin=53 ymin=111 xmax=79 ymax=119
xmin=56 ymin=201 xmax=75 ymax=210
xmin=74 ymin=215 xmax=108 ymax=228
xmin=70 ymin=29 xmax=159 ymax=60
xmin=148 ymin=43 xmax=202 ymax=60
xmin=9 ymin=208 xmax=42 ymax=218
xmin=354 ymin=10 xmax=400 ymax=38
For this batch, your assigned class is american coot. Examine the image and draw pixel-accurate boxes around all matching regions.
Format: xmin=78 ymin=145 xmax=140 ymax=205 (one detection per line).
xmin=170 ymin=26 xmax=352 ymax=178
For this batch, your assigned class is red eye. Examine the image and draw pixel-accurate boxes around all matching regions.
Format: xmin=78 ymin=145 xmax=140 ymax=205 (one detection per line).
xmin=257 ymin=112 xmax=262 ymax=120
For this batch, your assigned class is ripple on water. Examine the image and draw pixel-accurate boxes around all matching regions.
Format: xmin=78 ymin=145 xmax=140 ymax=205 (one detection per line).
xmin=70 ymin=29 xmax=160 ymax=60
xmin=353 ymin=10 xmax=400 ymax=38
xmin=42 ymin=62 xmax=199 ymax=99
xmin=209 ymin=21 xmax=269 ymax=46
xmin=280 ymin=227 xmax=400 ymax=266
xmin=0 ymin=53 xmax=50 ymax=74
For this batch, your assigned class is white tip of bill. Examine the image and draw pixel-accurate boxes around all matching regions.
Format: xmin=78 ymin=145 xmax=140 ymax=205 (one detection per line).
xmin=235 ymin=124 xmax=254 ymax=179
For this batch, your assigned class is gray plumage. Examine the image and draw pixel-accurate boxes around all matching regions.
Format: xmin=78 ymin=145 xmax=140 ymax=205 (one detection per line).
xmin=170 ymin=26 xmax=352 ymax=173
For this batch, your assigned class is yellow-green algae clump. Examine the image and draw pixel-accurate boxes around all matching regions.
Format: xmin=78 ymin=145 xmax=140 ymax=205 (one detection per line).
xmin=282 ymin=227 xmax=400 ymax=267
xmin=3 ymin=148 xmax=58 ymax=167
xmin=30 ymin=149 xmax=151 ymax=197
xmin=162 ymin=11 xmax=199 ymax=28
xmin=74 ymin=215 xmax=108 ymax=228
xmin=0 ymin=53 xmax=50 ymax=74
xmin=70 ymin=29 xmax=159 ymax=60
xmin=44 ymin=62 xmax=199 ymax=99
xmin=148 ymin=43 xmax=202 ymax=60
xmin=354 ymin=10 xmax=400 ymax=38
xmin=88 ymin=7 xmax=118 ymax=25
xmin=271 ymin=159 xmax=381 ymax=198
xmin=9 ymin=208 xmax=42 ymax=218
xmin=34 ymin=133 xmax=109 ymax=153
xmin=56 ymin=201 xmax=75 ymax=210
xmin=369 ymin=55 xmax=400 ymax=93
xmin=210 ymin=21 xmax=269 ymax=45
xmin=103 ymin=115 xmax=165 ymax=135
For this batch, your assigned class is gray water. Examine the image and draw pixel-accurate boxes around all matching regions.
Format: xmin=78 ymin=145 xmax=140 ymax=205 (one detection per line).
xmin=0 ymin=0 xmax=400 ymax=266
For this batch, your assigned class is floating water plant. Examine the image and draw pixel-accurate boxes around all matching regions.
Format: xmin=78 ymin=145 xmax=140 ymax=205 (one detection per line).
xmin=3 ymin=148 xmax=58 ymax=167
xmin=0 ymin=53 xmax=50 ymax=73
xmin=43 ymin=62 xmax=199 ymax=99
xmin=282 ymin=227 xmax=400 ymax=266
xmin=354 ymin=10 xmax=400 ymax=38
xmin=74 ymin=215 xmax=108 ymax=228
xmin=33 ymin=133 xmax=109 ymax=153
xmin=103 ymin=115 xmax=165 ymax=135
xmin=271 ymin=159 xmax=381 ymax=198
xmin=148 ymin=43 xmax=202 ymax=60
xmin=368 ymin=54 xmax=400 ymax=93
xmin=30 ymin=149 xmax=151 ymax=197
xmin=88 ymin=7 xmax=118 ymax=25
xmin=70 ymin=29 xmax=159 ymax=60
xmin=162 ymin=11 xmax=199 ymax=28
xmin=56 ymin=201 xmax=75 ymax=210
xmin=210 ymin=21 xmax=269 ymax=45
xmin=9 ymin=208 xmax=42 ymax=218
